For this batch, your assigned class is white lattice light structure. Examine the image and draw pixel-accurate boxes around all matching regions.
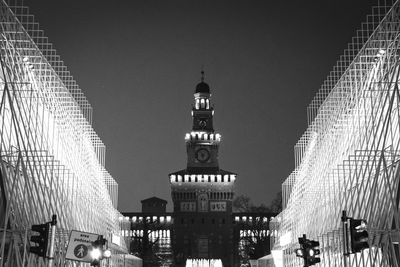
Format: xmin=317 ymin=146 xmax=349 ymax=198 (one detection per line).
xmin=0 ymin=1 xmax=139 ymax=266
xmin=272 ymin=1 xmax=400 ymax=267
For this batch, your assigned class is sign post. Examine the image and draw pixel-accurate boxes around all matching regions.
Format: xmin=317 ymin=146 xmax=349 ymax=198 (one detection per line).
xmin=47 ymin=215 xmax=57 ymax=267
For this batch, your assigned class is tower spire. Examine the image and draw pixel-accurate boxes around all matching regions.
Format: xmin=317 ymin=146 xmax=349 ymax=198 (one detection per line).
xmin=195 ymin=69 xmax=210 ymax=94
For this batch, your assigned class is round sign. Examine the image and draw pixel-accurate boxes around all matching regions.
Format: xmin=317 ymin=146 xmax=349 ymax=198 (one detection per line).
xmin=73 ymin=244 xmax=88 ymax=258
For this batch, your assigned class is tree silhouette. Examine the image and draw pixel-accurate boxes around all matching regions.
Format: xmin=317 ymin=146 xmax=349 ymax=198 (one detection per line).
xmin=130 ymin=217 xmax=171 ymax=267
xmin=233 ymin=192 xmax=282 ymax=213
xmin=237 ymin=217 xmax=271 ymax=262
xmin=233 ymin=192 xmax=281 ymax=264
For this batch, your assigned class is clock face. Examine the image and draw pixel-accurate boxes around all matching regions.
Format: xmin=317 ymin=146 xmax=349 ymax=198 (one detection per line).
xmin=195 ymin=148 xmax=210 ymax=163
xmin=199 ymin=119 xmax=207 ymax=129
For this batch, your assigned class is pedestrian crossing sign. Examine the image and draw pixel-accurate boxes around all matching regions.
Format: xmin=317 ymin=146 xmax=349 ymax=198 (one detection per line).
xmin=66 ymin=230 xmax=99 ymax=262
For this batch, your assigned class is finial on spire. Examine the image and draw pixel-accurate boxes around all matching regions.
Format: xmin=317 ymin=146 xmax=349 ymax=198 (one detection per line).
xmin=195 ymin=67 xmax=210 ymax=93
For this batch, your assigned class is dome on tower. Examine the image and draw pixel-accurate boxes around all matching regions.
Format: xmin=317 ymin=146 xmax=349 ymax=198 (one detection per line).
xmin=195 ymin=81 xmax=210 ymax=94
xmin=195 ymin=70 xmax=210 ymax=93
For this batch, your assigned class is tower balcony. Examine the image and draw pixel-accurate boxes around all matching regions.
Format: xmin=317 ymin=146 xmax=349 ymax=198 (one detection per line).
xmin=185 ymin=132 xmax=221 ymax=142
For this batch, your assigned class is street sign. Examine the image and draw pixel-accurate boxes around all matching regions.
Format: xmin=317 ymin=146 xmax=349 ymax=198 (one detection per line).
xmin=66 ymin=230 xmax=99 ymax=262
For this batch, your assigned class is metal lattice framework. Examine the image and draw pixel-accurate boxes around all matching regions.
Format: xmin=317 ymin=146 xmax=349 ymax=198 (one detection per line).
xmin=0 ymin=1 xmax=138 ymax=266
xmin=272 ymin=1 xmax=400 ymax=267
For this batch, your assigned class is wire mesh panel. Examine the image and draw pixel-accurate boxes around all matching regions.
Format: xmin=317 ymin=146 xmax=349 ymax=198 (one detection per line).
xmin=0 ymin=0 xmax=130 ymax=266
xmin=272 ymin=1 xmax=400 ymax=266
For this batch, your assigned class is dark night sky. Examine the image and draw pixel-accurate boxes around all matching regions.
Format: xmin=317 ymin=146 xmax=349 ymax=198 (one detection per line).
xmin=24 ymin=0 xmax=377 ymax=212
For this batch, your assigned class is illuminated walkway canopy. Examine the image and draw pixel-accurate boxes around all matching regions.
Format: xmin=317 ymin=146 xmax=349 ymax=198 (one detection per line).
xmin=272 ymin=1 xmax=400 ymax=267
xmin=0 ymin=1 xmax=136 ymax=266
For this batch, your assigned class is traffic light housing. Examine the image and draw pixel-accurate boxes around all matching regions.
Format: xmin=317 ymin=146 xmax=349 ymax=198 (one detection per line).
xmin=90 ymin=239 xmax=102 ymax=266
xmin=304 ymin=239 xmax=321 ymax=266
xmin=29 ymin=223 xmax=50 ymax=257
xmin=90 ymin=235 xmax=110 ymax=266
xmin=349 ymin=218 xmax=369 ymax=253
xmin=295 ymin=235 xmax=321 ymax=266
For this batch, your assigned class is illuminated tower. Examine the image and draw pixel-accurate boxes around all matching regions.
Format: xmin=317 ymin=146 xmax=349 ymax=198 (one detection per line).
xmin=169 ymin=72 xmax=237 ymax=266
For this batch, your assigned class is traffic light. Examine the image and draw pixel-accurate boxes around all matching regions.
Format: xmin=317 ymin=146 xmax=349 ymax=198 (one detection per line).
xmin=349 ymin=218 xmax=369 ymax=253
xmin=90 ymin=238 xmax=102 ymax=266
xmin=29 ymin=223 xmax=50 ymax=257
xmin=295 ymin=248 xmax=304 ymax=258
xmin=103 ymin=248 xmax=112 ymax=258
xmin=90 ymin=235 xmax=111 ymax=266
xmin=295 ymin=235 xmax=321 ymax=267
xmin=304 ymin=239 xmax=321 ymax=266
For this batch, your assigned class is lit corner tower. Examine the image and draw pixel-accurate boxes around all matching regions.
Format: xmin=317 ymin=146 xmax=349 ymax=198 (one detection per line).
xmin=169 ymin=72 xmax=237 ymax=266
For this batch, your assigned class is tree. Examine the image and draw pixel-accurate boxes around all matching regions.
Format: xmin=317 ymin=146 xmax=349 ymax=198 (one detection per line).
xmin=269 ymin=191 xmax=282 ymax=213
xmin=238 ymin=218 xmax=271 ymax=261
xmin=233 ymin=191 xmax=282 ymax=213
xmin=233 ymin=195 xmax=253 ymax=212
xmin=233 ymin=192 xmax=282 ymax=264
xmin=130 ymin=218 xmax=171 ymax=267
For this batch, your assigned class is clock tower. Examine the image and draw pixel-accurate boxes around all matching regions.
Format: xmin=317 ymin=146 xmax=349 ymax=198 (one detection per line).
xmin=169 ymin=72 xmax=237 ymax=266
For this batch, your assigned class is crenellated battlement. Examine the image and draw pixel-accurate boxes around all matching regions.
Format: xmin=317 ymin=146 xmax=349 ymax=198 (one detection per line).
xmin=170 ymin=173 xmax=236 ymax=183
xmin=185 ymin=132 xmax=221 ymax=142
